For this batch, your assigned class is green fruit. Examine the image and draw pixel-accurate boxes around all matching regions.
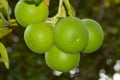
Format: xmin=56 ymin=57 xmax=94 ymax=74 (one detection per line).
xmin=24 ymin=22 xmax=53 ymax=54
xmin=45 ymin=46 xmax=80 ymax=72
xmin=82 ymin=19 xmax=104 ymax=53
xmin=15 ymin=0 xmax=48 ymax=27
xmin=54 ymin=17 xmax=89 ymax=53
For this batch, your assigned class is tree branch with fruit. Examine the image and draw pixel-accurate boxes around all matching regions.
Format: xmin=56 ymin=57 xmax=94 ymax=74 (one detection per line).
xmin=0 ymin=0 xmax=104 ymax=73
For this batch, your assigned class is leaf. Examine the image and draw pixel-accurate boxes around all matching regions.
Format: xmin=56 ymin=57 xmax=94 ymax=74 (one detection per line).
xmin=0 ymin=0 xmax=8 ymax=14
xmin=0 ymin=12 xmax=8 ymax=23
xmin=0 ymin=27 xmax=12 ymax=39
xmin=0 ymin=42 xmax=9 ymax=69
xmin=0 ymin=0 xmax=11 ymax=22
xmin=8 ymin=6 xmax=12 ymax=17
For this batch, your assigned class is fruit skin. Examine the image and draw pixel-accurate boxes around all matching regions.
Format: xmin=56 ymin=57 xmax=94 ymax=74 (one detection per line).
xmin=15 ymin=0 xmax=48 ymax=27
xmin=24 ymin=22 xmax=53 ymax=54
xmin=45 ymin=46 xmax=80 ymax=72
xmin=82 ymin=19 xmax=104 ymax=53
xmin=54 ymin=17 xmax=89 ymax=53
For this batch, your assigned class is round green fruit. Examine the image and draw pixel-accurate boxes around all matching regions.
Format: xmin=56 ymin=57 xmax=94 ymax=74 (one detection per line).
xmin=54 ymin=17 xmax=89 ymax=53
xmin=45 ymin=46 xmax=80 ymax=72
xmin=24 ymin=22 xmax=53 ymax=54
xmin=15 ymin=0 xmax=48 ymax=27
xmin=82 ymin=19 xmax=104 ymax=53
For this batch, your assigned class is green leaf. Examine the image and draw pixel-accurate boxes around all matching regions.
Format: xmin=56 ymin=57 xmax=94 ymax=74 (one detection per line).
xmin=0 ymin=0 xmax=8 ymax=15
xmin=0 ymin=27 xmax=12 ymax=39
xmin=0 ymin=13 xmax=8 ymax=23
xmin=0 ymin=0 xmax=11 ymax=22
xmin=0 ymin=42 xmax=9 ymax=69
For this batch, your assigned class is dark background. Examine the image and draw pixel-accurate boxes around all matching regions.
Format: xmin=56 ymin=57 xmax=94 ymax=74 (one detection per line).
xmin=0 ymin=0 xmax=120 ymax=80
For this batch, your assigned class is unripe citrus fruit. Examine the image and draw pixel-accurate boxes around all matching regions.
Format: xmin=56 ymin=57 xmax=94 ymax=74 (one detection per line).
xmin=15 ymin=0 xmax=48 ymax=27
xmin=45 ymin=46 xmax=80 ymax=72
xmin=82 ymin=19 xmax=104 ymax=53
xmin=24 ymin=22 xmax=53 ymax=54
xmin=54 ymin=17 xmax=89 ymax=53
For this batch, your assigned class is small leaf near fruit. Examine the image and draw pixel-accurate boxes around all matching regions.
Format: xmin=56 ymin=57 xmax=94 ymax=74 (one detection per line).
xmin=0 ymin=42 xmax=9 ymax=69
xmin=0 ymin=27 xmax=12 ymax=39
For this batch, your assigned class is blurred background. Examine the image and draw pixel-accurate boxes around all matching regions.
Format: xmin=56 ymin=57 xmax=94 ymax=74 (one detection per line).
xmin=0 ymin=0 xmax=120 ymax=80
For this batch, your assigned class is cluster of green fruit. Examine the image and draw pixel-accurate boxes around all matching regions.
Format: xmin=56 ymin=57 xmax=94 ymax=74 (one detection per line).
xmin=14 ymin=0 xmax=104 ymax=72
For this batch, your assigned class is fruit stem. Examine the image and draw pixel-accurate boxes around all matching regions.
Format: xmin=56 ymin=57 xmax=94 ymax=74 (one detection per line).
xmin=45 ymin=0 xmax=64 ymax=27
xmin=63 ymin=0 xmax=74 ymax=16
xmin=45 ymin=0 xmax=50 ymax=6
xmin=52 ymin=0 xmax=63 ymax=26
xmin=57 ymin=0 xmax=63 ymax=16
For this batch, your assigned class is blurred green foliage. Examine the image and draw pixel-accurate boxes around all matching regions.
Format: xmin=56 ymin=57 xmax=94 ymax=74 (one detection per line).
xmin=0 ymin=0 xmax=120 ymax=80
